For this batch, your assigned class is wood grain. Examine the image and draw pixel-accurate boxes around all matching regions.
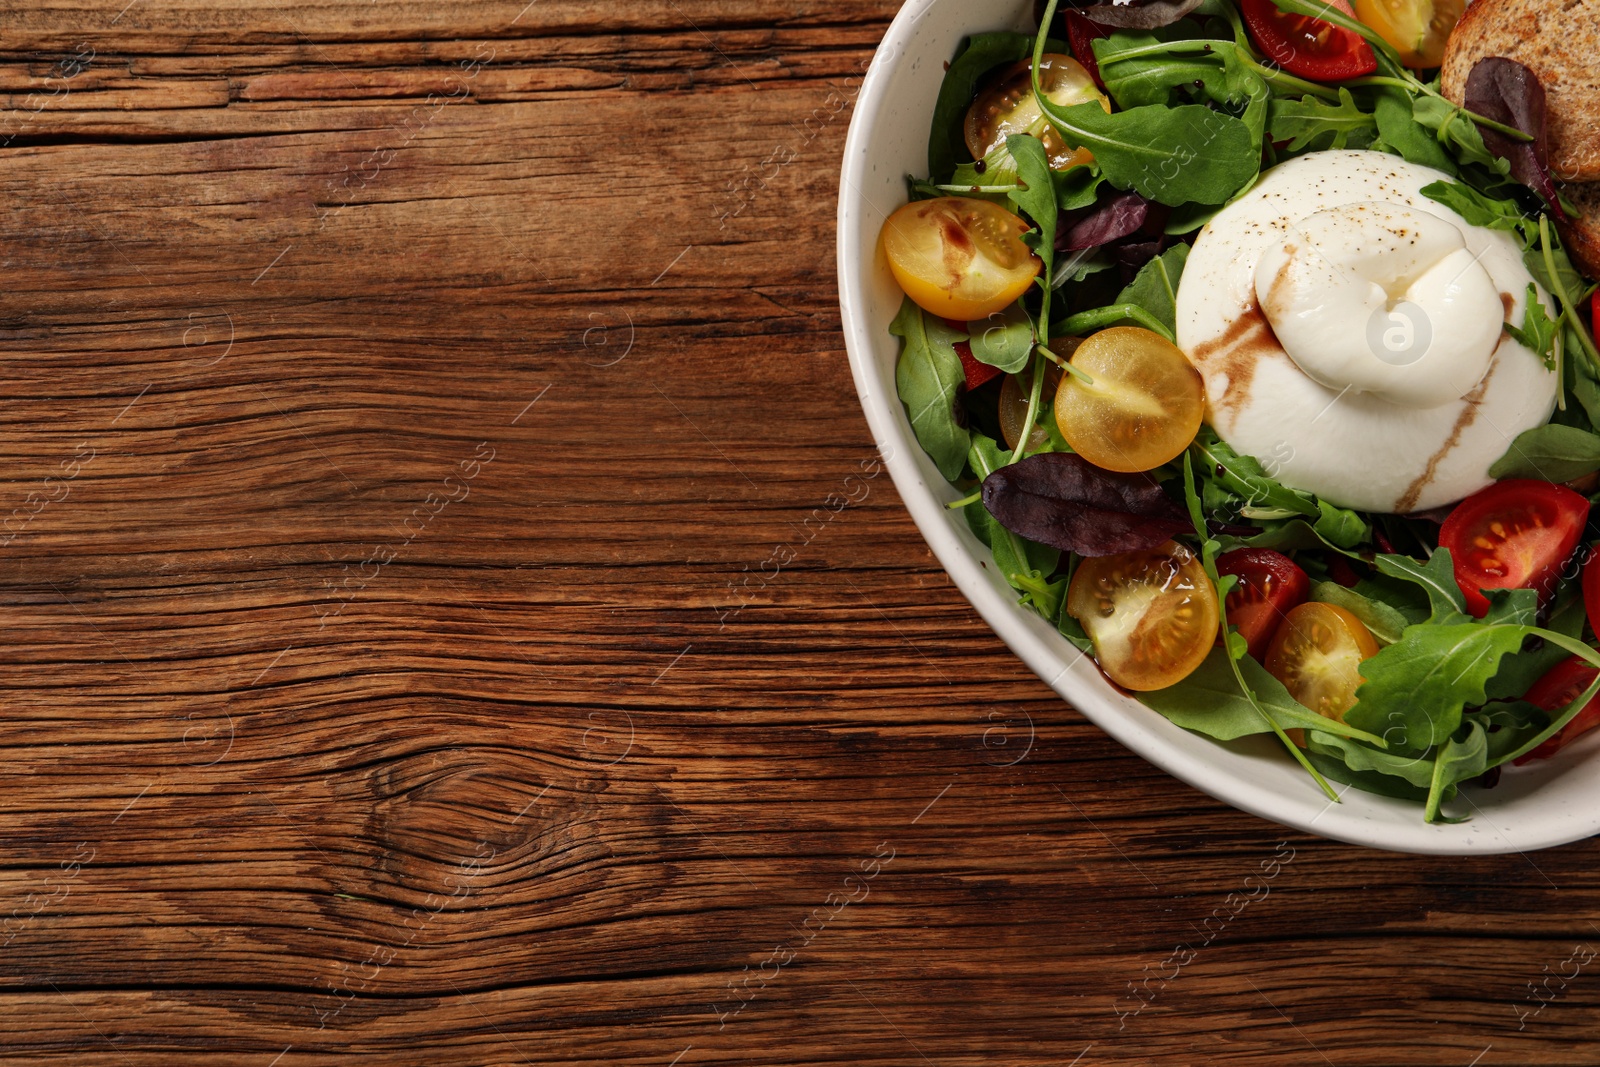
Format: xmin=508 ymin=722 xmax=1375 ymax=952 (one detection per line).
xmin=1 ymin=1 xmax=1600 ymax=1064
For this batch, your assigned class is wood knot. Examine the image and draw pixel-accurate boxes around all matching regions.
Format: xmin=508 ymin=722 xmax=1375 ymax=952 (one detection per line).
xmin=358 ymin=749 xmax=579 ymax=904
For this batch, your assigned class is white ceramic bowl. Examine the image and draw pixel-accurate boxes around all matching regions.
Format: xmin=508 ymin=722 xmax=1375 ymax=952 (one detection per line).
xmin=836 ymin=0 xmax=1600 ymax=854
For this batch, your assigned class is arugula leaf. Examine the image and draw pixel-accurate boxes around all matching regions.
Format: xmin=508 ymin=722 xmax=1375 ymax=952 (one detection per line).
xmin=1165 ymin=199 xmax=1224 ymax=235
xmin=967 ymin=499 xmax=1060 ymax=589
xmin=1190 ymin=430 xmax=1319 ymax=519
xmin=1307 ymin=731 xmax=1436 ymax=789
xmin=946 ymin=145 xmax=1021 ymax=206
xmin=1113 ymin=244 xmax=1188 ymax=338
xmin=1524 ymin=240 xmax=1588 ymax=314
xmin=1352 ymin=573 xmax=1430 ymax=627
xmin=1310 ymin=581 xmax=1410 ymax=646
xmin=1058 ymin=251 xmax=1115 ymax=284
xmin=1425 ymin=720 xmax=1489 ymax=823
xmin=1485 ymin=592 xmax=1586 ymax=701
xmin=1058 ymin=612 xmax=1093 ymax=653
xmin=951 ymin=146 xmax=1018 ymax=188
xmin=967 ymin=429 xmax=1010 ymax=480
xmin=1372 ymin=551 xmax=1469 ymax=625
xmin=1006 ymin=133 xmax=1059 ymax=337
xmin=1312 ymin=499 xmax=1370 ymax=550
xmin=1483 ymin=587 xmax=1540 ymax=627
xmin=1419 ymin=179 xmax=1532 ymax=242
xmin=1298 ymin=547 xmax=1541 ymax=820
xmin=1219 ymin=47 xmax=1270 ymax=154
xmin=968 ymin=303 xmax=1035 ymax=374
xmin=1304 ymin=747 xmax=1429 ymax=801
xmin=1488 ymin=423 xmax=1600 ymax=483
xmin=892 ymin=297 xmax=970 ymax=480
xmin=1371 ymin=88 xmax=1456 ymax=174
xmin=1053 ymin=165 xmax=1106 ymax=211
xmin=1528 ymin=215 xmax=1600 ymax=387
xmin=928 ymin=32 xmax=1036 ymax=179
xmin=1496 ymin=663 xmax=1600 ymax=765
xmin=1036 ymin=0 xmax=1257 ymax=207
xmin=1502 ymin=282 xmax=1558 ymax=369
xmin=1006 ymin=134 xmax=1057 ymax=255
xmin=1038 ymin=98 xmax=1258 ymax=207
xmin=1411 ymin=94 xmax=1511 ymax=176
xmin=1139 ymin=646 xmax=1385 ymax=742
xmin=1571 ymin=345 xmax=1600 ymax=431
xmin=1092 ymin=30 xmax=1269 ymax=151
xmin=1471 ymin=701 xmax=1550 ymax=764
xmin=1344 ymin=621 xmax=1528 ymax=750
xmin=1269 ymin=88 xmax=1376 ymax=152
xmin=1093 ymin=32 xmax=1225 ymax=109
xmin=1226 ymin=517 xmax=1368 ymax=555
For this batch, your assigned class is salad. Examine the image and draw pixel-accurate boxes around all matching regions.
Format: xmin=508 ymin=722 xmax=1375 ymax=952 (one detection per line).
xmin=883 ymin=0 xmax=1600 ymax=821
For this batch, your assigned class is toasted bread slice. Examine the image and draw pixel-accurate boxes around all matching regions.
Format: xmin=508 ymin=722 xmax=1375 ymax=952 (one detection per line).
xmin=1441 ymin=0 xmax=1600 ymax=182
xmin=1556 ymin=182 xmax=1600 ymax=279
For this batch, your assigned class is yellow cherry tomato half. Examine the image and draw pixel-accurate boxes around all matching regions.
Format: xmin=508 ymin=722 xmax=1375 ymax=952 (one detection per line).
xmin=880 ymin=197 xmax=1042 ymax=321
xmin=1053 ymin=326 xmax=1205 ymax=473
xmin=1067 ymin=540 xmax=1219 ymax=692
xmin=965 ymin=54 xmax=1110 ymax=171
xmin=1264 ymin=602 xmax=1380 ymax=722
xmin=1353 ymin=0 xmax=1463 ymax=68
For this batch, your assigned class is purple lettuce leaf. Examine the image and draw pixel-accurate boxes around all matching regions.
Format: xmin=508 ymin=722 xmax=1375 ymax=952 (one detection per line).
xmin=980 ymin=452 xmax=1192 ymax=556
xmin=1465 ymin=57 xmax=1568 ymax=223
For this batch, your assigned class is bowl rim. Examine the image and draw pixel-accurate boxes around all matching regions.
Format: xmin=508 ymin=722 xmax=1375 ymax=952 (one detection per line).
xmin=834 ymin=0 xmax=1600 ymax=855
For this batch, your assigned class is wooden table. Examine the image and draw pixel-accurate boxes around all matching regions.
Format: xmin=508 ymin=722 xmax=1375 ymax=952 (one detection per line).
xmin=1 ymin=2 xmax=1597 ymax=1063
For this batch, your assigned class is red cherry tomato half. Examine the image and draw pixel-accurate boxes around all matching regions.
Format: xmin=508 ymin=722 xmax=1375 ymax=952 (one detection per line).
xmin=1585 ymin=545 xmax=1600 ymax=637
xmin=947 ymin=321 xmax=1003 ymax=391
xmin=1513 ymin=656 xmax=1600 ymax=763
xmin=1215 ymin=548 xmax=1310 ymax=661
xmin=955 ymin=340 xmax=1001 ymax=390
xmin=1438 ymin=479 xmax=1590 ymax=618
xmin=1239 ymin=0 xmax=1377 ymax=81
xmin=1062 ymin=10 xmax=1114 ymax=91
